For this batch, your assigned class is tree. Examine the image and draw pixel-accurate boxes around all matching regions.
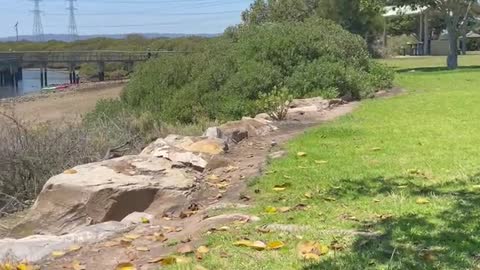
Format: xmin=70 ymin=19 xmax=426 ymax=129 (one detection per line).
xmin=241 ymin=0 xmax=386 ymax=40
xmin=394 ymin=0 xmax=478 ymax=69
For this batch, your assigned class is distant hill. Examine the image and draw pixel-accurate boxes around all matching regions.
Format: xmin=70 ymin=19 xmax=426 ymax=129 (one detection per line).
xmin=0 ymin=33 xmax=220 ymax=42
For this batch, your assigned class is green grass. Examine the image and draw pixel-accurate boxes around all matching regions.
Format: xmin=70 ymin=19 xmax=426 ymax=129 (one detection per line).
xmin=167 ymin=59 xmax=480 ymax=269
xmin=379 ymin=54 xmax=480 ymax=71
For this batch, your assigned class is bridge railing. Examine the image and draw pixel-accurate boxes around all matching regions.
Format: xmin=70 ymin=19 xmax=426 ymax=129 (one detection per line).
xmin=0 ymin=50 xmax=182 ymax=64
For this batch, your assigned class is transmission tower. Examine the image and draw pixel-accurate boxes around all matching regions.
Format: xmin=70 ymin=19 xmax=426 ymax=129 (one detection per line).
xmin=67 ymin=0 xmax=78 ymax=41
xmin=31 ymin=0 xmax=44 ymax=41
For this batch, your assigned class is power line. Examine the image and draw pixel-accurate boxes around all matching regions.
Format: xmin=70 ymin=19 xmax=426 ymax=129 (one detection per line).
xmin=31 ymin=0 xmax=44 ymax=41
xmin=67 ymin=0 xmax=78 ymax=40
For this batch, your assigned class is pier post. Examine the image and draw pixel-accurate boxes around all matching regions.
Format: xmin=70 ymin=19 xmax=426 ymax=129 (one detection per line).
xmin=97 ymin=62 xmax=105 ymax=82
xmin=43 ymin=65 xmax=48 ymax=86
xmin=0 ymin=71 xmax=3 ymax=86
xmin=17 ymin=67 xmax=23 ymax=80
xmin=40 ymin=68 xmax=44 ymax=88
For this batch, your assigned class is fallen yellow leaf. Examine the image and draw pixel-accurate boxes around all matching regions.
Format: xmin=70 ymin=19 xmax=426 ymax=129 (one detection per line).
xmin=304 ymin=192 xmax=313 ymax=199
xmin=314 ymin=160 xmax=328 ymax=164
xmin=267 ymin=241 xmax=285 ymax=250
xmin=69 ymin=245 xmax=82 ymax=252
xmin=140 ymin=217 xmax=150 ymax=224
xmin=278 ymin=207 xmax=291 ymax=213
xmin=297 ymin=152 xmax=307 ymax=157
xmin=115 ymin=262 xmax=136 ymax=270
xmin=273 ymin=187 xmax=286 ymax=192
xmin=16 ymin=263 xmax=34 ymax=270
xmin=371 ymin=147 xmax=382 ymax=151
xmin=416 ymin=198 xmax=430 ymax=204
xmin=123 ymin=234 xmax=141 ymax=240
xmin=197 ymin=246 xmax=209 ymax=254
xmin=63 ymin=169 xmax=78 ymax=174
xmin=234 ymin=240 xmax=254 ymax=247
xmin=51 ymin=251 xmax=66 ymax=258
xmin=265 ymin=206 xmax=277 ymax=214
xmin=217 ymin=226 xmax=230 ymax=231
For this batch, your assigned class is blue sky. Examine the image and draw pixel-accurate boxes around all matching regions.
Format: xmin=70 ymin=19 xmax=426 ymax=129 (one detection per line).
xmin=0 ymin=0 xmax=254 ymax=37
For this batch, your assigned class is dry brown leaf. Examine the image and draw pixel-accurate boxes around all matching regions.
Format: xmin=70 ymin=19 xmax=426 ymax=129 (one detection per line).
xmin=115 ymin=262 xmax=136 ymax=270
xmin=103 ymin=240 xmax=120 ymax=247
xmin=278 ymin=207 xmax=292 ymax=213
xmin=120 ymin=238 xmax=133 ymax=245
xmin=153 ymin=232 xmax=168 ymax=242
xmin=135 ymin=246 xmax=150 ymax=252
xmin=72 ymin=260 xmax=86 ymax=270
xmin=298 ymin=241 xmax=329 ymax=260
xmin=123 ymin=234 xmax=141 ymax=240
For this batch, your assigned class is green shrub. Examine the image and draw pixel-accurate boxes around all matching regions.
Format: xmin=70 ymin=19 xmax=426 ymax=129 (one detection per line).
xmin=111 ymin=18 xmax=393 ymax=124
xmin=256 ymin=87 xmax=293 ymax=120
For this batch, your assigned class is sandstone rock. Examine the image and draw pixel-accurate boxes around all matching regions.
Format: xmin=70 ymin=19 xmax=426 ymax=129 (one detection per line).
xmin=140 ymin=138 xmax=209 ymax=171
xmin=0 ymin=221 xmax=132 ymax=263
xmin=121 ymin=212 xmax=154 ymax=225
xmin=168 ymin=151 xmax=208 ymax=171
xmin=184 ymin=138 xmax=228 ymax=155
xmin=255 ymin=113 xmax=272 ymax=121
xmin=12 ymin=155 xmax=195 ymax=236
xmin=220 ymin=118 xmax=277 ymax=143
xmin=290 ymin=97 xmax=330 ymax=110
xmin=164 ymin=134 xmax=196 ymax=149
xmin=203 ymin=127 xmax=224 ymax=140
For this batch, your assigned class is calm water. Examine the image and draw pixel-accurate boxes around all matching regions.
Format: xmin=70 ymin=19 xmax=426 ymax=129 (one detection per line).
xmin=0 ymin=69 xmax=70 ymax=99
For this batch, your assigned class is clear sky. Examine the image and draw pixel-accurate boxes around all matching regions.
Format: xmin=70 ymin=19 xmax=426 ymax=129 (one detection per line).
xmin=0 ymin=0 xmax=254 ymax=37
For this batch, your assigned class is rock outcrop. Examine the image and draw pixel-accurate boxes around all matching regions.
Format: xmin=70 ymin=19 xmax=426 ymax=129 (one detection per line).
xmin=0 ymin=221 xmax=132 ymax=263
xmin=12 ymin=155 xmax=196 ymax=236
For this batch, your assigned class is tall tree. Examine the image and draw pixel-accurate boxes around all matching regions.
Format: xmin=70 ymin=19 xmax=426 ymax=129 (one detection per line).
xmin=241 ymin=0 xmax=386 ymax=38
xmin=394 ymin=0 xmax=478 ymax=69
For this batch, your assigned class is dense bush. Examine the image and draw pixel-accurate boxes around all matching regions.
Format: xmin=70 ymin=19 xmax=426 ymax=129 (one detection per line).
xmin=116 ymin=19 xmax=394 ymax=124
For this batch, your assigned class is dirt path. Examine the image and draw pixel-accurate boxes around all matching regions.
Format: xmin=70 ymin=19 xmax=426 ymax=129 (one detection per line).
xmin=40 ymin=102 xmax=359 ymax=270
xmin=0 ymin=84 xmax=124 ymax=123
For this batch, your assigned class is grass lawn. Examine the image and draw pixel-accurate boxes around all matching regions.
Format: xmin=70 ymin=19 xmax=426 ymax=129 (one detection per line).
xmin=378 ymin=54 xmax=480 ymax=71
xmin=168 ymin=58 xmax=480 ymax=269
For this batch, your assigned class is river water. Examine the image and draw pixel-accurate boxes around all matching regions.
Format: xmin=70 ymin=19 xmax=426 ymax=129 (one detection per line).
xmin=0 ymin=69 xmax=70 ymax=99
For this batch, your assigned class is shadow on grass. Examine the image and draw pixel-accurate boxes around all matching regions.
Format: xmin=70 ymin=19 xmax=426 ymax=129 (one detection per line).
xmin=396 ymin=65 xmax=480 ymax=73
xmin=304 ymin=173 xmax=480 ymax=269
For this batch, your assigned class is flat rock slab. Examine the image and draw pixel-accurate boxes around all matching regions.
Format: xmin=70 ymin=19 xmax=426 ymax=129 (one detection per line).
xmin=0 ymin=221 xmax=132 ymax=263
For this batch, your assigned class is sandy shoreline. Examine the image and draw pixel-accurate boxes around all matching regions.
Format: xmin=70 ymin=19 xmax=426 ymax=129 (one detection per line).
xmin=0 ymin=80 xmax=126 ymax=123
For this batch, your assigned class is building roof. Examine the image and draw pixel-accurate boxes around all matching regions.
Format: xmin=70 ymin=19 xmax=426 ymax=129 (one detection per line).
xmin=383 ymin=5 xmax=429 ymax=18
